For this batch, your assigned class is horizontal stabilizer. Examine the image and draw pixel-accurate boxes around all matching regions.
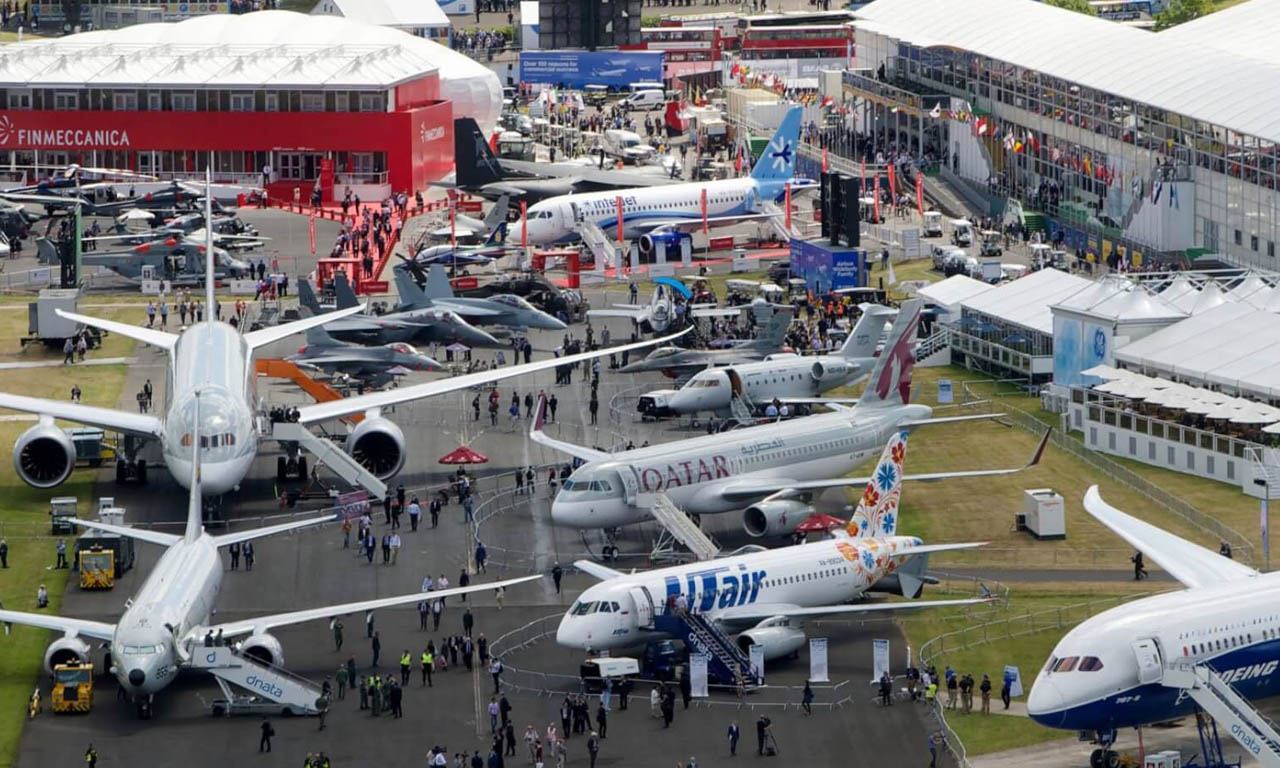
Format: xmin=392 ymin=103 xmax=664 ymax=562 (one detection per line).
xmin=211 ymin=512 xmax=338 ymax=548
xmin=73 ymin=518 xmax=180 ymax=546
xmin=574 ymin=559 xmax=623 ymax=581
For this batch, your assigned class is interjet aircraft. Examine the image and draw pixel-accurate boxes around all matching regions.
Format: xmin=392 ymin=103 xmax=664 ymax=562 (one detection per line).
xmin=508 ymin=106 xmax=805 ymax=246
xmin=532 ymin=300 xmax=1049 ymax=536
xmin=555 ymin=431 xmax=990 ymax=659
xmin=0 ymin=399 xmax=538 ymax=717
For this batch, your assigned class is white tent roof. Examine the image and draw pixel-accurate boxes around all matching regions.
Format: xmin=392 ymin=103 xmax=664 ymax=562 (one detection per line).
xmin=915 ymin=274 xmax=991 ymax=311
xmin=1114 ymin=303 xmax=1280 ymax=398
xmin=1159 ymin=0 xmax=1280 ymax=68
xmin=1158 ymin=273 xmax=1200 ymax=304
xmin=960 ymin=268 xmax=1092 ymax=334
xmin=854 ymin=0 xmax=1280 ymax=143
xmin=312 ymin=0 xmax=449 ymax=29
xmin=0 ymin=10 xmax=443 ymax=88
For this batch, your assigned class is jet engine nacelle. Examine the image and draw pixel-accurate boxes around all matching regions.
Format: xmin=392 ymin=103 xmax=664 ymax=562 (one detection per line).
xmin=239 ymin=633 xmax=285 ymax=667
xmin=810 ymin=360 xmax=847 ymax=384
xmin=346 ymin=416 xmax=406 ymax=479
xmin=742 ymin=499 xmax=812 ymax=538
xmin=638 ymin=232 xmax=686 ymax=258
xmin=736 ymin=624 xmax=806 ymax=661
xmin=44 ymin=635 xmax=92 ymax=674
xmin=14 ymin=419 xmax=76 ymax=489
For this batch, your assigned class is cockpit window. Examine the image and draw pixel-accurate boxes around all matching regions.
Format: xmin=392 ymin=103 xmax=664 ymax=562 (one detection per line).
xmin=1051 ymin=656 xmax=1079 ymax=672
xmin=123 ymin=645 xmax=158 ymax=655
xmin=1078 ymin=657 xmax=1104 ymax=672
xmin=599 ymin=603 xmax=613 ymax=613
xmin=691 ymin=379 xmax=721 ymax=388
xmin=570 ymin=601 xmax=598 ymax=616
xmin=388 ymin=343 xmax=417 ymax=355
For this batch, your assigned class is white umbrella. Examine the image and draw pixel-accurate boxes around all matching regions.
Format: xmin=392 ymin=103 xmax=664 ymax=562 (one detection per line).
xmin=1263 ymin=422 xmax=1280 ymax=435
xmin=1183 ymin=399 xmax=1218 ymax=415
xmin=445 ymin=343 xmax=471 ymax=353
xmin=118 ymin=208 xmax=155 ymax=222
xmin=1231 ymin=409 xmax=1276 ymax=424
xmin=1081 ymin=364 xmax=1124 ymax=379
xmin=1094 ymin=379 xmax=1131 ymax=394
xmin=1204 ymin=402 xmax=1243 ymax=420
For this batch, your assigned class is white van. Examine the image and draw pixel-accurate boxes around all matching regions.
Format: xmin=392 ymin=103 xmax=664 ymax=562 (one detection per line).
xmin=603 ymin=129 xmax=655 ymax=164
xmin=623 ymin=89 xmax=665 ymax=111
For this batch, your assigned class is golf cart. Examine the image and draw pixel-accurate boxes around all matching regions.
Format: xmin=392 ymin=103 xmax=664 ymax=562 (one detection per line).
xmin=979 ymin=230 xmax=1003 ymax=257
xmin=950 ymin=219 xmax=974 ymax=247
xmin=922 ymin=211 xmax=944 ymax=237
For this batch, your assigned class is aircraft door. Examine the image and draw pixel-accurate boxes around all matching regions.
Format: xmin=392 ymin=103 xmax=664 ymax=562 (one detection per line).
xmin=629 ymin=586 xmax=655 ymax=628
xmin=727 ymin=369 xmax=743 ymax=398
xmin=1131 ymin=638 xmax=1163 ymax=685
xmin=570 ymin=201 xmax=583 ymax=225
xmin=618 ymin=465 xmax=640 ymax=505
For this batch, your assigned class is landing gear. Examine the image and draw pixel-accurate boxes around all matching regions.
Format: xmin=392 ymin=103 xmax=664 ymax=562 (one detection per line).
xmin=136 ymin=694 xmax=153 ymax=719
xmin=1088 ymin=749 xmax=1118 ymax=768
xmin=114 ymin=458 xmax=148 ymax=485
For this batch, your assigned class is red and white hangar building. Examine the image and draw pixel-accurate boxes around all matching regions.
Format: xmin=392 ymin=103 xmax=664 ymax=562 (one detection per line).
xmin=0 ymin=10 xmax=501 ymax=201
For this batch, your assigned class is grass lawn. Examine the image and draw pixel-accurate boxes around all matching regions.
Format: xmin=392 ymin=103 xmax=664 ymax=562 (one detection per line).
xmin=0 ymin=326 xmax=133 ymax=767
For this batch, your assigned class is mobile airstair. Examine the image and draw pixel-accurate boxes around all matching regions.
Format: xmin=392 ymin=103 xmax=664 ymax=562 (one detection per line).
xmin=647 ymin=492 xmax=719 ymax=562
xmin=576 ymin=220 xmax=616 ymax=270
xmin=653 ymin=609 xmax=756 ymax=687
xmin=1162 ymin=662 xmax=1280 ymax=767
xmin=270 ymin=421 xmax=387 ymax=498
xmin=190 ymin=647 xmax=325 ymax=717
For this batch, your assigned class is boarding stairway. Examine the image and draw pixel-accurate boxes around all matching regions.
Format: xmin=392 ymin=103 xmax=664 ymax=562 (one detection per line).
xmin=576 ymin=220 xmax=615 ymax=269
xmin=760 ymin=200 xmax=803 ymax=241
xmin=190 ymin=647 xmax=325 ymax=716
xmin=653 ymin=609 xmax=755 ymax=687
xmin=647 ymin=492 xmax=720 ymax=562
xmin=729 ymin=393 xmax=756 ymax=424
xmin=1162 ymin=663 xmax=1280 ymax=767
xmin=270 ymin=421 xmax=388 ymax=498
xmin=914 ymin=328 xmax=952 ymax=367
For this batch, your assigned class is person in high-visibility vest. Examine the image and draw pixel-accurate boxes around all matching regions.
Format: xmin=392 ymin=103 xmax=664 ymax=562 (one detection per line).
xmin=400 ymin=651 xmax=412 ymax=686
xmin=421 ymin=649 xmax=434 ymax=687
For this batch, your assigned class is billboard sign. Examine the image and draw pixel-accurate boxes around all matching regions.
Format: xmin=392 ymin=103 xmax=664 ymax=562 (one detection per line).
xmin=790 ymin=238 xmax=865 ymax=294
xmin=520 ymin=51 xmax=665 ymax=89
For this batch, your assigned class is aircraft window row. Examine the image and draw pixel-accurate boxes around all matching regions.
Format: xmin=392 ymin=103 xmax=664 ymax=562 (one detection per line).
xmin=760 ymin=569 xmax=838 ymax=589
xmin=180 ymin=433 xmax=237 ymax=448
xmin=1189 ymin=632 xmax=1254 ymax=656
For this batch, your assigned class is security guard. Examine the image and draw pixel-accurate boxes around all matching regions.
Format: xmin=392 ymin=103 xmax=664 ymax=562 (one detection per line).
xmin=400 ymin=650 xmax=412 ymax=686
xmin=421 ymin=648 xmax=434 ymax=687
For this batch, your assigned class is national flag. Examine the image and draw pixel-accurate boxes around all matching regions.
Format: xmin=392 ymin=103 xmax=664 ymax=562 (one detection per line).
xmin=887 ymin=162 xmax=897 ymax=200
xmin=1028 ymin=134 xmax=1040 ymax=155
xmin=821 ymin=95 xmax=835 ymax=109
xmin=1013 ymin=139 xmax=1024 ymax=153
xmin=915 ymin=172 xmax=925 ymax=219
xmin=1050 ymin=146 xmax=1061 ymax=163
xmin=1003 ymin=134 xmax=1015 ymax=151
xmin=1082 ymin=155 xmax=1093 ymax=177
xmin=730 ymin=62 xmax=741 ymax=77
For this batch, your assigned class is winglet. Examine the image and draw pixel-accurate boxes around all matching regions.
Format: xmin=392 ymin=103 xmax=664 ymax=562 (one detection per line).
xmin=56 ymin=309 xmax=178 ymax=352
xmin=334 ymin=271 xmax=359 ymax=310
xmin=531 ymin=392 xmax=548 ymax=437
xmin=1029 ymin=428 xmax=1051 ymax=468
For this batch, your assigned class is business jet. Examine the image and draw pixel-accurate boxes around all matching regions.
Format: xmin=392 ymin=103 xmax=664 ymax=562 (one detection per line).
xmin=618 ymin=306 xmax=794 ymax=376
xmin=532 ymin=300 xmax=1049 ymax=536
xmin=0 ymin=409 xmax=538 ymax=717
xmin=661 ymin=304 xmax=897 ymax=416
xmin=556 ymin=430 xmax=992 ymax=659
xmin=508 ymin=106 xmax=805 ymax=246
xmin=1027 ymin=486 xmax=1278 ymax=767
xmin=0 ymin=186 xmax=674 ymax=495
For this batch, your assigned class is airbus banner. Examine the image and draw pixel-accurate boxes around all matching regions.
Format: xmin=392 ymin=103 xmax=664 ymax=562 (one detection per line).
xmin=520 ymin=51 xmax=666 ymax=89
xmin=871 ymin=638 xmax=890 ymax=682
xmin=749 ymin=644 xmax=765 ymax=684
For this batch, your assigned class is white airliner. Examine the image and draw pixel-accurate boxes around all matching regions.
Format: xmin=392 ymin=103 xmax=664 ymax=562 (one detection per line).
xmin=0 ymin=186 xmax=681 ymax=496
xmin=532 ymin=300 xmax=1049 ymax=537
xmin=555 ymin=431 xmax=990 ymax=659
xmin=508 ymin=106 xmax=804 ymax=246
xmin=1027 ymin=486 xmax=1279 ymax=762
xmin=0 ymin=400 xmax=538 ymax=716
xmin=662 ymin=304 xmax=897 ymax=416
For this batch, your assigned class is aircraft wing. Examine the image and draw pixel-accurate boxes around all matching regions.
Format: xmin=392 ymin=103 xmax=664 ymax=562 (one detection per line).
xmin=296 ymin=328 xmax=690 ymax=424
xmin=717 ymin=597 xmax=993 ymax=625
xmin=1083 ymin=485 xmax=1257 ymax=588
xmin=73 ymin=518 xmax=180 ymax=546
xmin=211 ymin=512 xmax=339 ymax=548
xmin=56 ymin=309 xmax=178 ymax=352
xmin=0 ymin=609 xmax=116 ymax=641
xmin=0 ymin=397 xmax=163 ymax=439
xmin=689 ymin=308 xmax=744 ymax=319
xmin=242 ymin=304 xmax=369 ymax=351
xmin=529 ymin=394 xmax=611 ymax=462
xmin=586 ymin=308 xmax=646 ymax=321
xmin=716 ymin=429 xmax=1049 ymax=502
xmin=206 ymin=575 xmax=541 ymax=638
xmin=631 ymin=212 xmax=783 ymax=236
xmin=574 ymin=559 xmax=624 ymax=581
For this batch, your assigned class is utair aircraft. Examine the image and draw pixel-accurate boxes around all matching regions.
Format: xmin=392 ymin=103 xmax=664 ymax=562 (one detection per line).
xmin=1027 ymin=486 xmax=1280 ymax=766
xmin=0 ymin=399 xmax=539 ymax=717
xmin=555 ymin=431 xmax=992 ymax=660
xmin=509 ymin=106 xmax=806 ymax=246
xmin=662 ymin=304 xmax=898 ymax=417
xmin=0 ymin=174 xmax=675 ymax=497
xmin=532 ymin=300 xmax=1050 ymax=537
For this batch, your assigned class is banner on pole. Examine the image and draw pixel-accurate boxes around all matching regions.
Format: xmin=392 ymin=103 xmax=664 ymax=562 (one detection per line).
xmin=308 ymin=215 xmax=316 ymax=255
xmin=749 ymin=644 xmax=765 ymax=684
xmin=871 ymin=638 xmax=890 ymax=682
xmin=873 ymin=176 xmax=882 ymax=223
xmin=616 ymin=197 xmax=625 ymax=246
xmin=809 ymin=638 xmax=829 ymax=683
xmin=888 ymin=163 xmax=897 ymax=200
xmin=690 ymin=653 xmax=709 ymax=697
xmin=916 ymin=173 xmax=925 ymax=218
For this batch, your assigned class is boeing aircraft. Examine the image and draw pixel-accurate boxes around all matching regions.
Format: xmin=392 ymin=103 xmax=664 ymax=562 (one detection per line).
xmin=532 ymin=300 xmax=1049 ymax=536
xmin=508 ymin=106 xmax=804 ymax=246
xmin=661 ymin=305 xmax=897 ymax=416
xmin=555 ymin=431 xmax=990 ymax=659
xmin=0 ymin=409 xmax=537 ymax=717
xmin=0 ymin=183 xmax=677 ymax=495
xmin=1028 ymin=486 xmax=1276 ymax=766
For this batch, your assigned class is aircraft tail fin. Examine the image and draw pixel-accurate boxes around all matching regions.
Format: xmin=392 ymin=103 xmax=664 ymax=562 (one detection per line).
xmin=184 ymin=395 xmax=204 ymax=542
xmin=455 ymin=117 xmax=505 ymax=188
xmin=749 ymin=106 xmax=802 ymax=198
xmin=297 ymin=278 xmax=320 ymax=317
xmin=840 ymin=305 xmax=896 ymax=360
xmin=305 ymin=324 xmax=336 ymax=348
xmin=853 ymin=299 xmax=921 ymax=410
xmin=483 ymin=194 xmax=511 ymax=244
xmin=425 ymin=264 xmax=455 ymax=300
xmin=394 ymin=266 xmax=431 ymax=308
xmin=846 ymin=430 xmax=907 ymax=538
xmin=751 ymin=306 xmax=793 ymax=349
xmin=334 ymin=271 xmax=359 ymax=310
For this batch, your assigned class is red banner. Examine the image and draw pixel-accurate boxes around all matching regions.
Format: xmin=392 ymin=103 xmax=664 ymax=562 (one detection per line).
xmin=520 ymin=199 xmax=528 ymax=248
xmin=887 ymin=162 xmax=897 ymax=202
xmin=701 ymin=189 xmax=709 ymax=236
xmin=821 ymin=147 xmax=828 ymax=174
xmin=784 ymin=182 xmax=792 ymax=233
xmin=916 ymin=173 xmax=925 ymax=218
xmin=308 ymin=215 xmax=315 ymax=255
xmin=873 ymin=176 xmax=882 ymax=223
xmin=616 ymin=196 xmax=625 ymax=246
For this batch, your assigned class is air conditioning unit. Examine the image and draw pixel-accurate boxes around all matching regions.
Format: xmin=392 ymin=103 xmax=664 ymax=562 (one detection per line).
xmin=1022 ymin=488 xmax=1065 ymax=540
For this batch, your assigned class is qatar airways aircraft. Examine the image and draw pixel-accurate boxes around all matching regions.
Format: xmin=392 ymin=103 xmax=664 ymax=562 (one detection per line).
xmin=0 ymin=402 xmax=538 ymax=717
xmin=532 ymin=300 xmax=1049 ymax=537
xmin=555 ymin=430 xmax=991 ymax=659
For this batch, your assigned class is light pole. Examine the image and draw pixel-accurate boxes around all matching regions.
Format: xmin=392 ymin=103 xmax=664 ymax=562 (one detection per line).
xmin=1255 ymin=477 xmax=1271 ymax=571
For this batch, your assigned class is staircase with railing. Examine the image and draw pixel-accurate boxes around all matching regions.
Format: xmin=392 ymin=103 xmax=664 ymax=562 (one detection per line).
xmin=190 ymin=646 xmax=325 ymax=716
xmin=915 ymin=328 xmax=951 ymax=367
xmin=1162 ymin=663 xmax=1280 ymax=767
xmin=576 ymin=220 xmax=616 ymax=270
xmin=647 ymin=492 xmax=719 ymax=562
xmin=653 ymin=609 xmax=755 ymax=687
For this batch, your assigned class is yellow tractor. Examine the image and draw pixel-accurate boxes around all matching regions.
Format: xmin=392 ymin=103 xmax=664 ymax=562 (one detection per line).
xmin=50 ymin=662 xmax=93 ymax=714
xmin=78 ymin=545 xmax=115 ymax=590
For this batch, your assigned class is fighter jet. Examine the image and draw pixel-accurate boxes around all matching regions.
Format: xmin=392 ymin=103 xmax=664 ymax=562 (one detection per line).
xmin=299 ymin=275 xmax=500 ymax=348
xmin=391 ymin=263 xmax=567 ymax=331
xmin=420 ymin=194 xmax=511 ymax=245
xmin=619 ymin=306 xmax=795 ymax=375
xmin=287 ymin=325 xmax=444 ymax=388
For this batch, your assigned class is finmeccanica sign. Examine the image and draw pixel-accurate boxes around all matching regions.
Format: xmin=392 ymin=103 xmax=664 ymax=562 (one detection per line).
xmin=0 ymin=116 xmax=131 ymax=147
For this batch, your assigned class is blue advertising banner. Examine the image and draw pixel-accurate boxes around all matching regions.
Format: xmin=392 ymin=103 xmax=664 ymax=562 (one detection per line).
xmin=519 ymin=51 xmax=666 ymax=89
xmin=790 ymin=239 xmax=866 ymax=294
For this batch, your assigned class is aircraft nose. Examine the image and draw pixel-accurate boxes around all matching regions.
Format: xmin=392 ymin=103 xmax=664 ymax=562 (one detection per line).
xmin=541 ymin=314 xmax=568 ymax=331
xmin=1026 ymin=677 xmax=1066 ymax=727
xmin=128 ymin=668 xmax=146 ymax=687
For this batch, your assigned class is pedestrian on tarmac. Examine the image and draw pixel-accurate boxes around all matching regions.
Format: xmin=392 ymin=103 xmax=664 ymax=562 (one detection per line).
xmin=727 ymin=721 xmax=740 ymax=755
xmin=332 ymin=618 xmax=344 ymax=651
xmin=371 ymin=631 xmax=381 ymax=667
xmin=259 ymin=717 xmax=274 ymax=752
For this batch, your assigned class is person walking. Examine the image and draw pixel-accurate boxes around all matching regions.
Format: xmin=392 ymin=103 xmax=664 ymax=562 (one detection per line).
xmin=551 ymin=562 xmax=563 ymax=594
xmin=488 ymin=697 xmax=500 ymax=732
xmin=55 ymin=538 xmax=67 ymax=569
xmin=0 ymin=537 xmax=7 ymax=568
xmin=371 ymin=631 xmax=381 ymax=667
xmin=755 ymin=716 xmax=770 ymax=756
xmin=727 ymin=721 xmax=740 ymax=756
xmin=335 ymin=664 xmax=348 ymax=700
xmin=596 ymin=701 xmax=608 ymax=738
xmin=801 ymin=681 xmax=814 ymax=715
xmin=980 ymin=674 xmax=992 ymax=715
xmin=243 ymin=541 xmax=254 ymax=571
xmin=333 ymin=618 xmax=344 ymax=651
xmin=491 ymin=657 xmax=504 ymax=693
xmin=1001 ymin=669 xmax=1013 ymax=709
xmin=946 ymin=669 xmax=958 ymax=709
xmin=259 ymin=717 xmax=274 ymax=752
xmin=586 ymin=732 xmax=600 ymax=768
xmin=400 ymin=650 xmax=412 ymax=685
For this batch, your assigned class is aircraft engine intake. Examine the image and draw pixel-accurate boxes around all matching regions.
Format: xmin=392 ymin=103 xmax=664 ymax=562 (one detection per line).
xmin=346 ymin=416 xmax=406 ymax=479
xmin=44 ymin=635 xmax=92 ymax=674
xmin=736 ymin=624 xmax=805 ymax=661
xmin=14 ymin=420 xmax=76 ymax=489
xmin=742 ymin=499 xmax=812 ymax=538
xmin=239 ymin=633 xmax=284 ymax=667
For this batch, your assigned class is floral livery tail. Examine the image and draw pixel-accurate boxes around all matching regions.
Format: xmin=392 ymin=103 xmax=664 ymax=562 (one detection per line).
xmin=846 ymin=430 xmax=907 ymax=538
